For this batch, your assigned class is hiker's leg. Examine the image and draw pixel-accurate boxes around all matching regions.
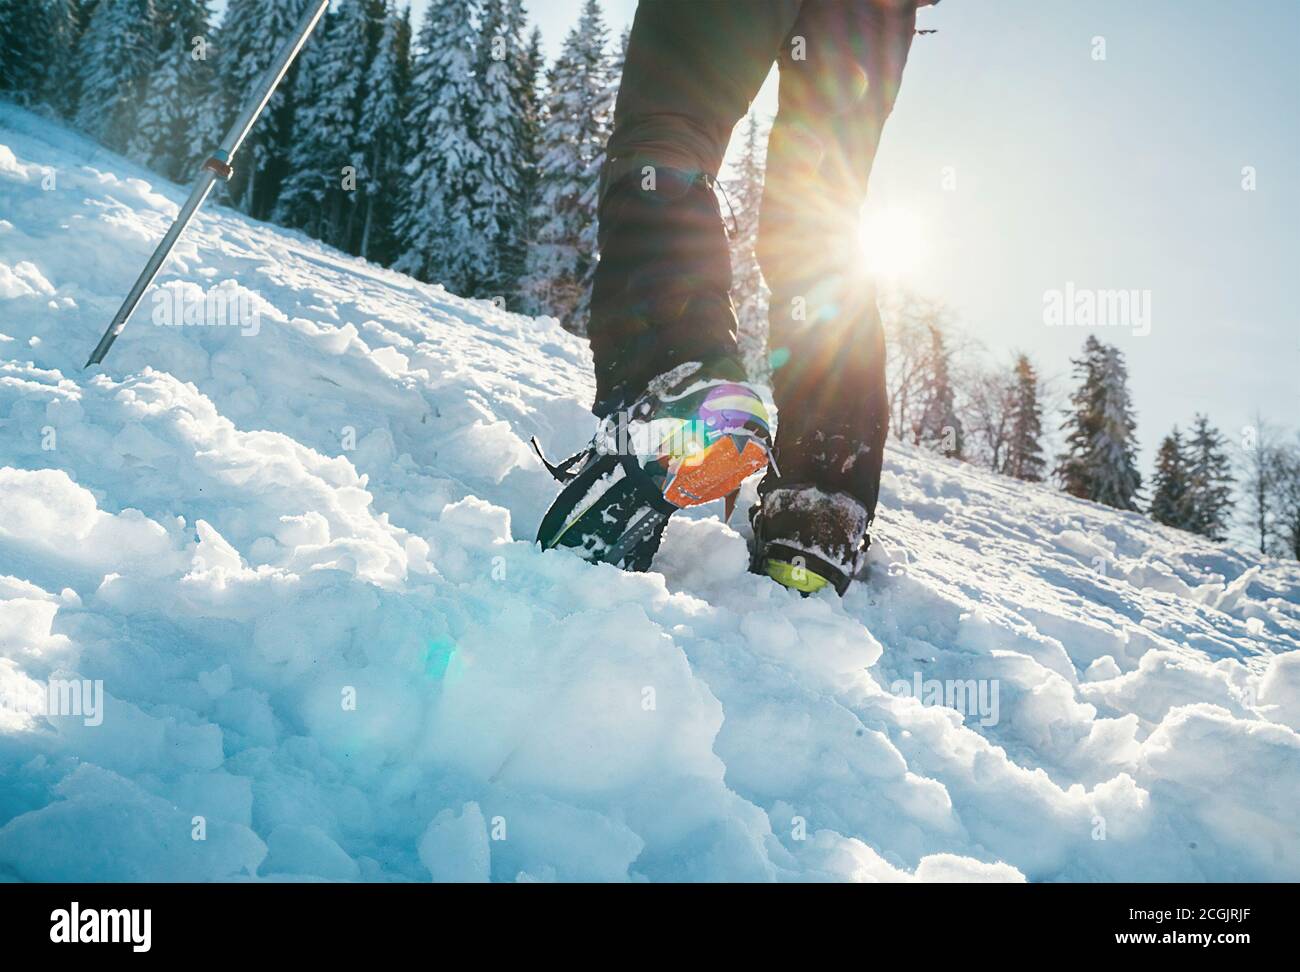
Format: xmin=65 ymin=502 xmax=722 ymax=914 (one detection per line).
xmin=588 ymin=0 xmax=802 ymax=414
xmin=758 ymin=0 xmax=917 ymax=521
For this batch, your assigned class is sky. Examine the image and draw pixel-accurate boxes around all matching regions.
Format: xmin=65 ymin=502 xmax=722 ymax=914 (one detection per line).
xmin=865 ymin=0 xmax=1299 ymax=474
xmin=318 ymin=1 xmax=1299 ymax=474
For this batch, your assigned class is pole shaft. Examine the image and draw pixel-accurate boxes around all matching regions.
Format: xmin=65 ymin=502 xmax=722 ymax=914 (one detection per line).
xmin=85 ymin=174 xmax=218 ymax=367
xmin=85 ymin=0 xmax=331 ymax=368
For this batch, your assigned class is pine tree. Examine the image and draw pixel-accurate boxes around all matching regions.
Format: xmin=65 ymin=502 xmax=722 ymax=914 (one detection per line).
xmin=214 ymin=0 xmax=314 ymax=218
xmin=274 ymin=0 xmax=375 ymax=245
xmin=2 ymin=0 xmax=41 ymax=102
xmin=1090 ymin=342 xmax=1143 ymax=509
xmin=502 ymin=22 xmax=545 ymax=301
xmin=916 ymin=323 xmax=964 ymax=458
xmin=1149 ymin=429 xmax=1195 ymax=530
xmin=1004 ymin=353 xmax=1046 ymax=481
xmin=180 ymin=26 xmax=224 ymax=177
xmin=519 ymin=22 xmax=546 ymax=182
xmin=573 ymin=23 xmax=624 ymax=314
xmin=356 ymin=0 xmax=411 ymax=264
xmin=470 ymin=0 xmax=531 ymax=298
xmin=1057 ymin=336 xmax=1104 ymax=499
xmin=1060 ymin=335 xmax=1144 ymax=509
xmin=73 ymin=0 xmax=159 ymax=150
xmin=1185 ymin=413 xmax=1234 ymax=541
xmin=128 ymin=0 xmax=214 ymax=179
xmin=0 ymin=1 xmax=33 ymax=98
xmin=1 ymin=0 xmax=83 ymax=112
xmin=1271 ymin=440 xmax=1300 ymax=561
xmin=395 ymin=0 xmax=486 ymax=290
xmin=727 ymin=111 xmax=771 ymax=385
xmin=522 ymin=0 xmax=612 ymax=330
xmin=1057 ymin=336 xmax=1142 ymax=510
xmin=46 ymin=0 xmax=85 ymax=114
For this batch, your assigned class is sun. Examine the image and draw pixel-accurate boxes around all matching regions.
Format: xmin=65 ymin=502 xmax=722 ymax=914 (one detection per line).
xmin=856 ymin=202 xmax=927 ymax=280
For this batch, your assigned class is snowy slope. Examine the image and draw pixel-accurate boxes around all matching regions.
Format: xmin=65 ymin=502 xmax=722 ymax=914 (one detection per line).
xmin=1 ymin=103 xmax=1298 ymax=882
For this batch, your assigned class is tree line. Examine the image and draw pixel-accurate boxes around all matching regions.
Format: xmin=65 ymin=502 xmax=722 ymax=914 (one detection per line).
xmin=0 ymin=0 xmax=623 ymax=327
xmin=881 ymin=309 xmax=1297 ymax=556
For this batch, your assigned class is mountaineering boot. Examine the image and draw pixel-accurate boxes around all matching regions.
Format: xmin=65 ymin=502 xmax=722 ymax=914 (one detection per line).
xmin=536 ymin=359 xmax=772 ymax=572
xmin=749 ymin=485 xmax=871 ymax=597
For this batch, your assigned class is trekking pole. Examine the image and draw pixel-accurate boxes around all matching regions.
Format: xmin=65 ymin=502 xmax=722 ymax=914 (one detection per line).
xmin=84 ymin=0 xmax=331 ymax=369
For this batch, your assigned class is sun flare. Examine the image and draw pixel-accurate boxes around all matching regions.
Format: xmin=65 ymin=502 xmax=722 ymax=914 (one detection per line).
xmin=857 ymin=203 xmax=927 ymax=280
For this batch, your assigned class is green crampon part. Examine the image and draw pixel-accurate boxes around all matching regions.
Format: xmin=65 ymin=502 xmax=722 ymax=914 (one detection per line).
xmin=764 ymin=558 xmax=830 ymax=594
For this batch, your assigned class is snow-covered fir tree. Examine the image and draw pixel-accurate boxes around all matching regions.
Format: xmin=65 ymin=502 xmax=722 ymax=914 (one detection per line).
xmin=395 ymin=0 xmax=487 ymax=291
xmin=73 ymin=0 xmax=159 ymax=151
xmin=469 ymin=0 xmax=532 ymax=298
xmin=2 ymin=0 xmax=40 ymax=102
xmin=1090 ymin=342 xmax=1143 ymax=509
xmin=573 ymin=23 xmax=624 ymax=311
xmin=356 ymin=0 xmax=411 ymax=264
xmin=1185 ymin=413 xmax=1234 ymax=540
xmin=0 ymin=0 xmax=83 ymax=112
xmin=916 ymin=323 xmax=964 ymax=458
xmin=1149 ymin=428 xmax=1194 ymax=530
xmin=1057 ymin=336 xmax=1104 ymax=499
xmin=1272 ymin=440 xmax=1300 ymax=561
xmin=1004 ymin=353 xmax=1046 ymax=481
xmin=179 ymin=23 xmax=224 ymax=177
xmin=522 ymin=0 xmax=612 ymax=330
xmin=503 ymin=23 xmax=546 ymax=300
xmin=726 ymin=110 xmax=771 ymax=385
xmin=128 ymin=0 xmax=215 ymax=179
xmin=274 ymin=0 xmax=377 ymax=246
xmin=213 ymin=0 xmax=315 ymax=218
xmin=0 ymin=1 xmax=35 ymax=99
xmin=1057 ymin=336 xmax=1142 ymax=510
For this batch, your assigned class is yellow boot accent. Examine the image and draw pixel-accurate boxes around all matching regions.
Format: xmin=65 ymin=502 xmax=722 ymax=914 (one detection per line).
xmin=764 ymin=558 xmax=830 ymax=594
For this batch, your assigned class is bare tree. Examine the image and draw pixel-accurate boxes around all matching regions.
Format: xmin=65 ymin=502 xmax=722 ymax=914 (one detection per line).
xmin=880 ymin=289 xmax=941 ymax=444
xmin=1239 ymin=412 xmax=1281 ymax=554
xmin=880 ymin=289 xmax=978 ymax=449
xmin=1269 ymin=434 xmax=1300 ymax=561
xmin=961 ymin=360 xmax=1017 ymax=473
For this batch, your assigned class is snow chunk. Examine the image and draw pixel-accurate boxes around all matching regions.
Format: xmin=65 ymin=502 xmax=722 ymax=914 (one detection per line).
xmin=0 ymin=467 xmax=183 ymax=581
xmin=419 ymin=803 xmax=490 ymax=883
xmin=1258 ymin=653 xmax=1300 ymax=730
xmin=0 ymin=260 xmax=55 ymax=298
xmin=914 ymin=853 xmax=1027 ymax=883
xmin=263 ymin=824 xmax=359 ymax=881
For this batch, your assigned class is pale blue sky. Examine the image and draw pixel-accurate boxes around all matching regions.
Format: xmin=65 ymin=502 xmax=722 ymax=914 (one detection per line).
xmin=872 ymin=0 xmax=1299 ymax=471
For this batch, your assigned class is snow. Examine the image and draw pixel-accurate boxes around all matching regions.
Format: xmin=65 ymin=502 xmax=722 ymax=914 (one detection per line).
xmin=1 ymin=103 xmax=1298 ymax=883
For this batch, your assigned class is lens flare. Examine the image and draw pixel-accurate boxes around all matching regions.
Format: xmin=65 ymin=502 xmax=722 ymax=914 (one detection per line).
xmin=857 ymin=204 xmax=927 ymax=280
